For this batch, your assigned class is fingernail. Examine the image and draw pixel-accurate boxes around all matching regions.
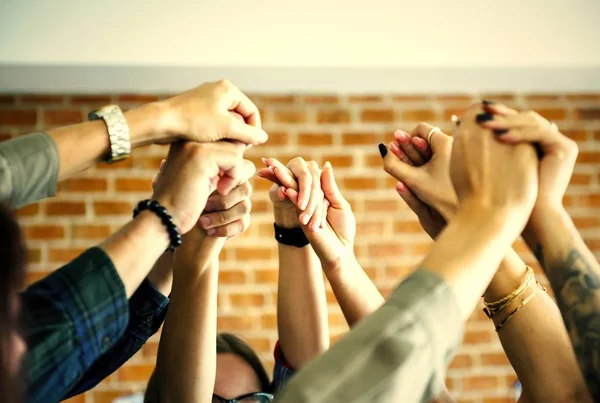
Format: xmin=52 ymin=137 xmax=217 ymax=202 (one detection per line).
xmin=204 ymin=202 xmax=215 ymax=212
xmin=299 ymin=199 xmax=308 ymax=210
xmin=207 ymin=228 xmax=217 ymax=236
xmin=324 ymin=161 xmax=332 ymax=169
xmin=390 ymin=142 xmax=401 ymax=155
xmin=493 ymin=129 xmax=509 ymax=136
xmin=378 ymin=143 xmax=388 ymax=158
xmin=482 ymin=99 xmax=495 ymax=105
xmin=412 ymin=137 xmax=427 ymax=150
xmin=261 ymin=157 xmax=268 ymax=165
xmin=476 ymin=113 xmax=494 ymax=123
xmin=394 ymin=130 xmax=409 ymax=144
xmin=201 ymin=216 xmax=212 ymax=228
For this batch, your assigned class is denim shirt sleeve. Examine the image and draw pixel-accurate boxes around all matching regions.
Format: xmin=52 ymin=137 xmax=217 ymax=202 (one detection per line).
xmin=272 ymin=341 xmax=296 ymax=393
xmin=64 ymin=279 xmax=170 ymax=399
xmin=21 ymin=247 xmax=129 ymax=403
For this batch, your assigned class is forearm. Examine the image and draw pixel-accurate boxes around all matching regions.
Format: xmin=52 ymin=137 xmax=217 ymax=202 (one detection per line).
xmin=524 ymin=207 xmax=600 ymax=399
xmin=100 ymin=211 xmax=170 ymax=297
xmin=154 ymin=236 xmax=223 ymax=403
xmin=146 ymin=251 xmax=174 ymax=297
xmin=276 ymin=208 xmax=329 ymax=369
xmin=324 ymin=256 xmax=384 ymax=327
xmin=48 ymin=102 xmax=170 ymax=181
xmin=484 ymin=248 xmax=591 ymax=402
xmin=420 ymin=199 xmax=523 ymax=321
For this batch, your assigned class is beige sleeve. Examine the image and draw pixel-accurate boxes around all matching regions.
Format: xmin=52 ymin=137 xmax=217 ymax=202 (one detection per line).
xmin=0 ymin=132 xmax=59 ymax=208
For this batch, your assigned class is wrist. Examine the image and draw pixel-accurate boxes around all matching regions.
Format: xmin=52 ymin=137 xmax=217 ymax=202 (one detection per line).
xmin=458 ymin=196 xmax=528 ymax=232
xmin=274 ymin=206 xmax=300 ymax=228
xmin=125 ymin=101 xmax=173 ymax=147
xmin=135 ymin=210 xmax=171 ymax=250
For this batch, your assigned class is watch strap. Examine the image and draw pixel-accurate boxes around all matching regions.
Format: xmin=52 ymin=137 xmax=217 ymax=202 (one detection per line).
xmin=88 ymin=105 xmax=131 ymax=163
xmin=274 ymin=223 xmax=309 ymax=248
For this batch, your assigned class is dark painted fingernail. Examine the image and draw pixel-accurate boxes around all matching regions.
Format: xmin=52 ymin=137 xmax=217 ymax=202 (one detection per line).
xmin=482 ymin=99 xmax=495 ymax=105
xmin=493 ymin=129 xmax=509 ymax=136
xmin=455 ymin=120 xmax=461 ymax=126
xmin=378 ymin=143 xmax=388 ymax=158
xmin=476 ymin=112 xmax=494 ymax=123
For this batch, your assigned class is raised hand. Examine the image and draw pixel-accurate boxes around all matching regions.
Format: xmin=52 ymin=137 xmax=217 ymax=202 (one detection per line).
xmin=160 ymin=80 xmax=268 ymax=146
xmin=151 ymin=141 xmax=248 ymax=234
xmin=382 ymin=124 xmax=456 ymax=238
xmin=382 ymin=123 xmax=457 ymax=223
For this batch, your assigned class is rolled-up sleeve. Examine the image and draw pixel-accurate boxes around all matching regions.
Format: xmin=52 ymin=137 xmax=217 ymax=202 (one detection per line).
xmin=274 ymin=270 xmax=463 ymax=403
xmin=21 ymin=247 xmax=129 ymax=403
xmin=0 ymin=132 xmax=59 ymax=208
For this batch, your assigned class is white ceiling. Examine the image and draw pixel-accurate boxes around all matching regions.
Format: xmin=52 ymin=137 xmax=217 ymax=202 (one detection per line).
xmin=1 ymin=0 xmax=599 ymax=68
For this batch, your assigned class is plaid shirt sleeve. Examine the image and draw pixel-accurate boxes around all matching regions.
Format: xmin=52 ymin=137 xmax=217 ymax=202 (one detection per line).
xmin=272 ymin=341 xmax=296 ymax=392
xmin=63 ymin=279 xmax=170 ymax=399
xmin=21 ymin=247 xmax=129 ymax=403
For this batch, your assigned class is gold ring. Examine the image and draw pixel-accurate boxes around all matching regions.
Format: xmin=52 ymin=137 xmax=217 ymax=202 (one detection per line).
xmin=427 ymin=127 xmax=441 ymax=144
xmin=549 ymin=121 xmax=559 ymax=132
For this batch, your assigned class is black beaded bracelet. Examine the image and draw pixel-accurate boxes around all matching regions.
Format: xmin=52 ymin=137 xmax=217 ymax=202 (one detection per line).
xmin=133 ymin=199 xmax=182 ymax=251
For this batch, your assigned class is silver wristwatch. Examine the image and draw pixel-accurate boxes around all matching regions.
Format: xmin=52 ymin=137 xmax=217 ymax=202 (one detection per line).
xmin=88 ymin=105 xmax=131 ymax=163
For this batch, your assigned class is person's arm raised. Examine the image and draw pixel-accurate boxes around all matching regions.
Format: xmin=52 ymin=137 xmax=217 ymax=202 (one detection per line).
xmin=259 ymin=157 xmax=329 ymax=370
xmin=149 ymin=179 xmax=253 ymax=403
xmin=482 ymin=102 xmax=600 ymax=400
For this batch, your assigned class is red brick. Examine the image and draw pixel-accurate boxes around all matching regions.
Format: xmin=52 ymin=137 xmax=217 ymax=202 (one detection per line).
xmin=218 ymin=315 xmax=254 ymax=331
xmin=255 ymin=269 xmax=278 ymax=284
xmin=562 ymin=129 xmax=587 ymax=142
xmin=462 ymin=375 xmax=499 ymax=391
xmin=342 ymin=132 xmax=380 ymax=145
xmin=594 ymin=130 xmax=600 ymax=141
xmin=258 ymin=95 xmax=295 ymax=105
xmin=360 ymin=109 xmax=394 ymax=123
xmin=0 ymin=109 xmax=37 ymax=126
xmin=369 ymin=242 xmax=403 ymax=257
xmin=229 ymin=292 xmax=266 ymax=307
xmin=349 ymin=95 xmax=383 ymax=103
xmin=0 ymin=95 xmax=16 ymax=105
xmin=252 ymin=200 xmax=270 ymax=214
xmin=72 ymin=224 xmax=112 ymax=239
xmin=117 ymin=94 xmax=159 ymax=103
xmin=316 ymin=155 xmax=352 ymax=169
xmin=15 ymin=204 xmax=40 ymax=216
xmin=60 ymin=178 xmax=108 ymax=192
xmin=566 ymin=94 xmax=600 ymax=101
xmin=301 ymin=95 xmax=339 ymax=104
xmin=481 ymin=352 xmax=511 ymax=366
xmin=480 ymin=94 xmax=515 ymax=103
xmin=525 ymin=94 xmax=562 ymax=102
xmin=391 ymin=95 xmax=429 ymax=102
xmin=49 ymin=247 xmax=86 ymax=263
xmin=142 ymin=341 xmax=159 ymax=357
xmin=219 ymin=270 xmax=247 ymax=284
xmin=25 ymin=271 xmax=50 ymax=287
xmin=577 ymin=151 xmax=600 ymax=163
xmin=94 ymin=390 xmax=135 ymax=403
xmin=535 ymin=108 xmax=567 ymax=120
xmin=298 ymin=132 xmax=333 ymax=146
xmin=385 ymin=265 xmax=415 ymax=279
xmin=394 ymin=220 xmax=424 ymax=233
xmin=435 ymin=95 xmax=474 ymax=102
xmin=580 ymin=194 xmax=600 ymax=207
xmin=21 ymin=95 xmax=65 ymax=104
xmin=115 ymin=178 xmax=152 ymax=192
xmin=483 ymin=398 xmax=512 ymax=403
xmin=44 ymin=109 xmax=83 ymax=125
xmin=135 ymin=156 xmax=165 ymax=170
xmin=365 ymin=199 xmax=401 ymax=212
xmin=236 ymin=247 xmax=273 ymax=260
xmin=46 ymin=201 xmax=86 ymax=216
xmin=28 ymin=248 xmax=42 ymax=264
xmin=261 ymin=130 xmax=290 ymax=146
xmin=97 ymin=157 xmax=134 ymax=169
xmin=365 ymin=153 xmax=385 ymax=168
xmin=356 ymin=221 xmax=386 ymax=236
xmin=400 ymin=109 xmax=437 ymax=121
xmin=449 ymin=353 xmax=474 ymax=369
xmin=260 ymin=313 xmax=277 ymax=329
xmin=62 ymin=395 xmax=85 ymax=403
xmin=118 ymin=363 xmax=155 ymax=382
xmin=70 ymin=95 xmax=112 ymax=105
xmin=463 ymin=329 xmax=493 ymax=344
xmin=342 ymin=176 xmax=378 ymax=190
xmin=316 ymin=109 xmax=351 ymax=124
xmin=273 ymin=109 xmax=307 ymax=123
xmin=443 ymin=107 xmax=467 ymax=120
xmin=94 ymin=201 xmax=133 ymax=216
xmin=576 ymin=108 xmax=600 ymax=120
xmin=23 ymin=225 xmax=65 ymax=240
xmin=245 ymin=337 xmax=272 ymax=354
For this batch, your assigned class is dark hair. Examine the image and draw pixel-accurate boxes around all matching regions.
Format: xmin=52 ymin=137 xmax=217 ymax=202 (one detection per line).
xmin=0 ymin=205 xmax=26 ymax=403
xmin=217 ymin=333 xmax=272 ymax=393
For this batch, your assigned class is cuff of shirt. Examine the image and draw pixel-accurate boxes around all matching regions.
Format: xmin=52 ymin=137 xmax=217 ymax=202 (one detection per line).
xmin=0 ymin=132 xmax=59 ymax=208
xmin=273 ymin=340 xmax=293 ymax=370
xmin=46 ymin=247 xmax=129 ymax=367
xmin=128 ymin=279 xmax=170 ymax=339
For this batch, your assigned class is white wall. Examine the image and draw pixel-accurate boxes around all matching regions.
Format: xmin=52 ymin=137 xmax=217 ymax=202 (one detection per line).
xmin=1 ymin=0 xmax=599 ymax=93
xmin=1 ymin=0 xmax=599 ymax=68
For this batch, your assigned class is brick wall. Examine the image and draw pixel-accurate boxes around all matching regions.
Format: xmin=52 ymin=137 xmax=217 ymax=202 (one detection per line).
xmin=1 ymin=93 xmax=599 ymax=403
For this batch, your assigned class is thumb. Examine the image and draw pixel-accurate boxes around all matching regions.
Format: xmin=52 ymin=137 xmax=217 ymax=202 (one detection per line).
xmin=380 ymin=144 xmax=421 ymax=186
xmin=428 ymin=130 xmax=452 ymax=154
xmin=321 ymin=162 xmax=346 ymax=209
xmin=222 ymin=115 xmax=269 ymax=145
